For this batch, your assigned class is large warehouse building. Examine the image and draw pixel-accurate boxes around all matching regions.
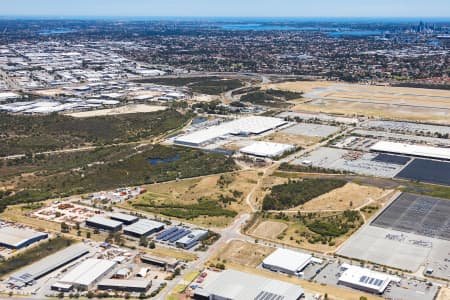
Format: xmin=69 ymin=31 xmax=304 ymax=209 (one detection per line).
xmin=0 ymin=226 xmax=48 ymax=249
xmin=338 ymin=264 xmax=401 ymax=294
xmin=175 ymin=229 xmax=208 ymax=249
xmin=9 ymin=244 xmax=90 ymax=287
xmin=86 ymin=216 xmax=122 ymax=231
xmin=174 ymin=116 xmax=288 ymax=147
xmin=240 ymin=141 xmax=295 ymax=158
xmin=123 ymin=219 xmax=165 ymax=237
xmin=110 ymin=212 xmax=138 ymax=225
xmin=262 ymin=248 xmax=314 ymax=276
xmin=98 ymin=279 xmax=152 ymax=293
xmin=370 ymin=141 xmax=450 ymax=161
xmin=56 ymin=258 xmax=117 ymax=290
xmin=194 ymin=270 xmax=304 ymax=300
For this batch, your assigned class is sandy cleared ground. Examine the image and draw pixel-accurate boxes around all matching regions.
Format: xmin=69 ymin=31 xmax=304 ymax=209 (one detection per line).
xmin=437 ymin=287 xmax=450 ymax=300
xmin=267 ymin=80 xmax=450 ymax=123
xmin=252 ymin=221 xmax=288 ymax=239
xmin=212 ymin=240 xmax=274 ymax=267
xmin=33 ymin=88 xmax=72 ymax=97
xmin=66 ymin=104 xmax=167 ymax=118
xmin=258 ymin=132 xmax=320 ymax=148
xmin=292 ymin=182 xmax=388 ymax=211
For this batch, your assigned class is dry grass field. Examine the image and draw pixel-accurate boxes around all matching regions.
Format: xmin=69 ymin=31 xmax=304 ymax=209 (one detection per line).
xmin=266 ymin=81 xmax=450 ymax=123
xmin=211 ymin=240 xmax=274 ymax=267
xmin=437 ymin=287 xmax=450 ymax=300
xmin=258 ymin=132 xmax=320 ymax=148
xmin=252 ymin=221 xmax=288 ymax=239
xmin=66 ymin=104 xmax=167 ymax=118
xmin=129 ymin=171 xmax=259 ymax=227
xmin=291 ymin=182 xmax=389 ymax=211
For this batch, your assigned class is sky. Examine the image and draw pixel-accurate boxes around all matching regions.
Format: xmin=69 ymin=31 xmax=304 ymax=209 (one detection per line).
xmin=0 ymin=0 xmax=449 ymax=18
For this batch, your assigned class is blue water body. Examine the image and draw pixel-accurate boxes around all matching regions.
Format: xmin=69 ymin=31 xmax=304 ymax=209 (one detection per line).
xmin=192 ymin=117 xmax=208 ymax=125
xmin=39 ymin=29 xmax=76 ymax=35
xmin=147 ymin=154 xmax=181 ymax=165
xmin=328 ymin=30 xmax=383 ymax=37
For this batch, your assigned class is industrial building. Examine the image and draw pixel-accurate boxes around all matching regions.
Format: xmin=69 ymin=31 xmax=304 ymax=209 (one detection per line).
xmin=174 ymin=116 xmax=287 ymax=147
xmin=86 ymin=216 xmax=122 ymax=231
xmin=370 ymin=141 xmax=450 ymax=161
xmin=9 ymin=244 xmax=90 ymax=287
xmin=175 ymin=229 xmax=208 ymax=249
xmin=240 ymin=141 xmax=295 ymax=158
xmin=262 ymin=248 xmax=315 ymax=276
xmin=98 ymin=279 xmax=152 ymax=293
xmin=194 ymin=270 xmax=305 ymax=300
xmin=123 ymin=219 xmax=165 ymax=237
xmin=56 ymin=258 xmax=117 ymax=290
xmin=110 ymin=212 xmax=138 ymax=225
xmin=0 ymin=226 xmax=48 ymax=249
xmin=338 ymin=264 xmax=401 ymax=294
xmin=156 ymin=226 xmax=191 ymax=243
xmin=141 ymin=254 xmax=179 ymax=270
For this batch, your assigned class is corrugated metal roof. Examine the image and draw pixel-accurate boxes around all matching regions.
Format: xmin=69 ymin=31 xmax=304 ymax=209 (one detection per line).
xmin=123 ymin=219 xmax=165 ymax=235
xmin=0 ymin=227 xmax=47 ymax=247
xmin=263 ymin=248 xmax=312 ymax=273
xmin=371 ymin=141 xmax=450 ymax=160
xmin=58 ymin=259 xmax=116 ymax=287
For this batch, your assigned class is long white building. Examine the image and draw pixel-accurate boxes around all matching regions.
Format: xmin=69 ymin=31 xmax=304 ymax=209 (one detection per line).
xmin=56 ymin=259 xmax=116 ymax=290
xmin=174 ymin=116 xmax=288 ymax=147
xmin=262 ymin=248 xmax=314 ymax=275
xmin=370 ymin=141 xmax=450 ymax=161
xmin=338 ymin=263 xmax=401 ymax=294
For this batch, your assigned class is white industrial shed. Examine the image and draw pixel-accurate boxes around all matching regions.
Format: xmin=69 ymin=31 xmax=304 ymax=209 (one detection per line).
xmin=174 ymin=116 xmax=288 ymax=147
xmin=262 ymin=248 xmax=313 ymax=275
xmin=370 ymin=141 xmax=450 ymax=161
xmin=338 ymin=263 xmax=401 ymax=294
xmin=110 ymin=212 xmax=139 ymax=225
xmin=240 ymin=141 xmax=295 ymax=158
xmin=194 ymin=270 xmax=304 ymax=300
xmin=0 ymin=226 xmax=48 ymax=249
xmin=9 ymin=244 xmax=90 ymax=287
xmin=57 ymin=258 xmax=116 ymax=290
xmin=123 ymin=219 xmax=165 ymax=237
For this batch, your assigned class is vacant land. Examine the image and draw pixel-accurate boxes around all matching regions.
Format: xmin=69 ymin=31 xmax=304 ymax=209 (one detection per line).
xmin=240 ymin=88 xmax=303 ymax=107
xmin=65 ymin=104 xmax=167 ymax=118
xmin=133 ymin=76 xmax=244 ymax=95
xmin=266 ymin=81 xmax=450 ymax=123
xmin=0 ymin=109 xmax=191 ymax=156
xmin=0 ymin=237 xmax=73 ymax=278
xmin=437 ymin=287 xmax=450 ymax=300
xmin=129 ymin=171 xmax=257 ymax=227
xmin=249 ymin=210 xmax=364 ymax=252
xmin=0 ymin=145 xmax=237 ymax=213
xmin=252 ymin=221 xmax=288 ymax=239
xmin=294 ymin=182 xmax=388 ymax=211
xmin=262 ymin=178 xmax=347 ymax=210
xmin=212 ymin=240 xmax=274 ymax=268
xmin=258 ymin=132 xmax=319 ymax=148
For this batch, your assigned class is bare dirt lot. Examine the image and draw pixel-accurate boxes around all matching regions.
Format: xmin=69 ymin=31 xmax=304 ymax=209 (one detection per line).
xmin=66 ymin=104 xmax=167 ymax=118
xmin=212 ymin=240 xmax=274 ymax=267
xmin=266 ymin=81 xmax=450 ymax=123
xmin=437 ymin=287 xmax=450 ymax=300
xmin=258 ymin=132 xmax=320 ymax=148
xmin=252 ymin=221 xmax=288 ymax=239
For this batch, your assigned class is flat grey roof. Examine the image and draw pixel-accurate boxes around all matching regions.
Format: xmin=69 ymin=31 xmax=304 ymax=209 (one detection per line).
xmin=196 ymin=270 xmax=304 ymax=300
xmin=9 ymin=244 xmax=90 ymax=284
xmin=0 ymin=227 xmax=47 ymax=247
xmin=98 ymin=278 xmax=152 ymax=289
xmin=123 ymin=219 xmax=165 ymax=235
xmin=86 ymin=216 xmax=122 ymax=228
xmin=110 ymin=212 xmax=138 ymax=223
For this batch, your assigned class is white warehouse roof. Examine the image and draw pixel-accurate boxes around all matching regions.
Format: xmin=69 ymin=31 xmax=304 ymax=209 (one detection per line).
xmin=371 ymin=141 xmax=450 ymax=161
xmin=240 ymin=141 xmax=295 ymax=158
xmin=195 ymin=270 xmax=304 ymax=300
xmin=123 ymin=219 xmax=165 ymax=236
xmin=263 ymin=248 xmax=312 ymax=274
xmin=175 ymin=116 xmax=287 ymax=146
xmin=338 ymin=263 xmax=401 ymax=294
xmin=58 ymin=259 xmax=116 ymax=289
xmin=0 ymin=227 xmax=47 ymax=248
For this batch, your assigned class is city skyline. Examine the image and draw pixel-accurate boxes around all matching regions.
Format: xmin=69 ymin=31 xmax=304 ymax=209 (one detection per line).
xmin=1 ymin=0 xmax=450 ymax=18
